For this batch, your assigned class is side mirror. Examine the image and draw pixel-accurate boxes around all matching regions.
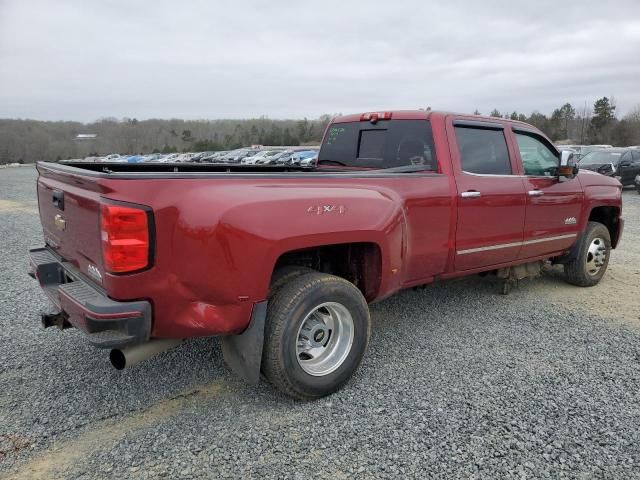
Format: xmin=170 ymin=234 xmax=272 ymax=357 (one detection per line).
xmin=558 ymin=150 xmax=578 ymax=180
xmin=620 ymin=161 xmax=631 ymax=168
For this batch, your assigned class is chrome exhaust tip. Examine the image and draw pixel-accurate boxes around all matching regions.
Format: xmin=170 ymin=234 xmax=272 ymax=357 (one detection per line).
xmin=109 ymin=339 xmax=182 ymax=370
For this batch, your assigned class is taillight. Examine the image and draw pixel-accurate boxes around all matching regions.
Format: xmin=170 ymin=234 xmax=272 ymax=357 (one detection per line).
xmin=101 ymin=203 xmax=151 ymax=273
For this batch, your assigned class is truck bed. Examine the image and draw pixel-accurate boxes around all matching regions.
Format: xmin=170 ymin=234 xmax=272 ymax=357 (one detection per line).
xmin=59 ymin=161 xmax=309 ymax=174
xmin=54 ymin=161 xmax=426 ymax=177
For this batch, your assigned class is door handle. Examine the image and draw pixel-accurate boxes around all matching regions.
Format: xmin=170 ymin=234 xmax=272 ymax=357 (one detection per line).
xmin=461 ymin=191 xmax=481 ymax=198
xmin=528 ymin=190 xmax=544 ymax=196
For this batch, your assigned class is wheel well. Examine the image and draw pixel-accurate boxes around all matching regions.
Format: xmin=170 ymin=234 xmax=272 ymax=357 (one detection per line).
xmin=272 ymin=243 xmax=382 ymax=301
xmin=588 ymin=206 xmax=620 ymax=245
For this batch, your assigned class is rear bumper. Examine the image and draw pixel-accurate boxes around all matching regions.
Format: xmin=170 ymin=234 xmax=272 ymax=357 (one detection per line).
xmin=29 ymin=247 xmax=151 ymax=348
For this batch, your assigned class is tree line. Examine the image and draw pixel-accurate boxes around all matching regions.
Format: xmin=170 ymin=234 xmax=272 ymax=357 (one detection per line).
xmin=481 ymin=97 xmax=640 ymax=147
xmin=1 ymin=97 xmax=639 ymax=164
xmin=0 ymin=116 xmax=333 ymax=164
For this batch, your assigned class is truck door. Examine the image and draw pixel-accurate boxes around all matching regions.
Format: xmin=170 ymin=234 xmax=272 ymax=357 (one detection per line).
xmin=447 ymin=119 xmax=527 ymax=271
xmin=511 ymin=129 xmax=583 ymax=259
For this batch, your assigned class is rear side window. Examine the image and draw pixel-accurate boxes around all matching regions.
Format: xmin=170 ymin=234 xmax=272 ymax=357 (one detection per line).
xmin=454 ymin=127 xmax=511 ymax=175
xmin=318 ymin=120 xmax=437 ymax=170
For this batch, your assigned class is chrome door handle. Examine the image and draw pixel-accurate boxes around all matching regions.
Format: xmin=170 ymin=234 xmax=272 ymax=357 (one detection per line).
xmin=528 ymin=190 xmax=544 ymax=196
xmin=461 ymin=191 xmax=481 ymax=198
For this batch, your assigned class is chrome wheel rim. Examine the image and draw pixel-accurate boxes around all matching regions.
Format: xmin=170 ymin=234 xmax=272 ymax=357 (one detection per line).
xmin=585 ymin=237 xmax=607 ymax=276
xmin=295 ymin=302 xmax=354 ymax=376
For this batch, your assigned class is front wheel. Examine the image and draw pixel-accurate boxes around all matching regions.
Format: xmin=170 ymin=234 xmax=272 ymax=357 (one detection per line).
xmin=564 ymin=221 xmax=611 ymax=286
xmin=262 ymin=272 xmax=371 ymax=400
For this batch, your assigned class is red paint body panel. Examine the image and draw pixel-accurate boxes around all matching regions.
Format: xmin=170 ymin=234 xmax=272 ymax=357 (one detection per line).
xmin=34 ymin=111 xmax=623 ymax=340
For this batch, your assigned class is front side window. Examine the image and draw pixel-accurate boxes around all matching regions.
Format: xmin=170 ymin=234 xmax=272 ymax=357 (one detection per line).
xmin=454 ymin=126 xmax=511 ymax=175
xmin=515 ymin=132 xmax=559 ymax=176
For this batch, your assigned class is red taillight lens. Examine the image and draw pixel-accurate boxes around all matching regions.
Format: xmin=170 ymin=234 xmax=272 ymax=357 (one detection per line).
xmin=101 ymin=204 xmax=150 ymax=273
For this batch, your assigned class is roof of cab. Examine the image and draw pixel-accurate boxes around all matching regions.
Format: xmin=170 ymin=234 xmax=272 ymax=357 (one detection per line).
xmin=331 ymin=110 xmax=535 ymax=130
xmin=332 ymin=110 xmax=433 ymax=123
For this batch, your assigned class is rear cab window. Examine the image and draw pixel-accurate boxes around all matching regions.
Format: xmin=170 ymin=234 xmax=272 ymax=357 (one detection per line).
xmin=318 ymin=120 xmax=438 ymax=170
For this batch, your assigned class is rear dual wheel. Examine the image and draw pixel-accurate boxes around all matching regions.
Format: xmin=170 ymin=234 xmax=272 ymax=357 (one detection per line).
xmin=262 ymin=271 xmax=370 ymax=400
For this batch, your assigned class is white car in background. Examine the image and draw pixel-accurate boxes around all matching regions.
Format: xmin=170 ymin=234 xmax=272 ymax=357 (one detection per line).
xmin=221 ymin=148 xmax=260 ymax=163
xmin=156 ymin=153 xmax=181 ymax=163
xmin=99 ymin=154 xmax=125 ymax=162
xmin=299 ymin=152 xmax=319 ymax=168
xmin=241 ymin=150 xmax=281 ymax=165
xmin=290 ymin=150 xmax=319 ymax=166
xmin=268 ymin=150 xmax=295 ymax=165
xmin=174 ymin=153 xmax=197 ymax=162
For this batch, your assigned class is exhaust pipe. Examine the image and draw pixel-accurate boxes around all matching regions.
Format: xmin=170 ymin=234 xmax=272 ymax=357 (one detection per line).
xmin=110 ymin=339 xmax=182 ymax=370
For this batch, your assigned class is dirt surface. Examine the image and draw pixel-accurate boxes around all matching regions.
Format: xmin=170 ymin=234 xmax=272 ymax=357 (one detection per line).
xmin=528 ymin=190 xmax=640 ymax=327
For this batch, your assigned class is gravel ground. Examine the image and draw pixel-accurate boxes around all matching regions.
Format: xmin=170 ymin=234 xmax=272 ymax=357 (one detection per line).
xmin=1 ymin=166 xmax=639 ymax=479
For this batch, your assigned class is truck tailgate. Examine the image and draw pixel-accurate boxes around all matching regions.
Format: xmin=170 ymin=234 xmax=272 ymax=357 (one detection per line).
xmin=37 ymin=167 xmax=105 ymax=281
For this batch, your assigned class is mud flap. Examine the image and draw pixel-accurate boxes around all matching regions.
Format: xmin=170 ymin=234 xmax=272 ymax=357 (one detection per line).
xmin=221 ymin=301 xmax=267 ymax=385
xmin=553 ymin=231 xmax=584 ymax=264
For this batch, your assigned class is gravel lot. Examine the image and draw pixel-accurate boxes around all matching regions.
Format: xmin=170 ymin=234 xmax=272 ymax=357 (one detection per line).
xmin=1 ymin=166 xmax=639 ymax=479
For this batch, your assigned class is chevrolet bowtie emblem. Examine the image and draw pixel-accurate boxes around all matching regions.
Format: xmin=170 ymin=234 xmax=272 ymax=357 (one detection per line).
xmin=54 ymin=214 xmax=66 ymax=231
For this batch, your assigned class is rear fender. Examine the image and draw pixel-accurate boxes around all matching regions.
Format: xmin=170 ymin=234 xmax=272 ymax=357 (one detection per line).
xmin=218 ymin=186 xmax=406 ymax=301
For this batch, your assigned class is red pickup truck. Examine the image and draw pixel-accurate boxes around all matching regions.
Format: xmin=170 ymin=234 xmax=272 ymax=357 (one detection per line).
xmin=29 ymin=110 xmax=623 ymax=399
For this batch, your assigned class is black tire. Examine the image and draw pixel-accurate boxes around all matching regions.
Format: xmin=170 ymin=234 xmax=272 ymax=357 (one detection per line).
xmin=268 ymin=265 xmax=315 ymax=299
xmin=262 ymin=272 xmax=370 ymax=400
xmin=564 ymin=221 xmax=611 ymax=287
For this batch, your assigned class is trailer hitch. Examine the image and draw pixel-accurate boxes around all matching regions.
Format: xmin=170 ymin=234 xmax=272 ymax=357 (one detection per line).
xmin=41 ymin=312 xmax=72 ymax=330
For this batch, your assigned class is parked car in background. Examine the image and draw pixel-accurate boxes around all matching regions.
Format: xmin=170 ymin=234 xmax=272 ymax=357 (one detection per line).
xmin=222 ymin=148 xmax=260 ymax=163
xmin=141 ymin=154 xmax=164 ymax=162
xmin=256 ymin=150 xmax=288 ymax=164
xmin=578 ymin=145 xmax=612 ymax=160
xmin=299 ymin=151 xmax=318 ymax=168
xmin=290 ymin=150 xmax=319 ymax=166
xmin=99 ymin=154 xmax=124 ymax=162
xmin=241 ymin=150 xmax=282 ymax=165
xmin=273 ymin=150 xmax=296 ymax=165
xmin=200 ymin=151 xmax=228 ymax=162
xmin=555 ymin=145 xmax=612 ymax=160
xmin=190 ymin=152 xmax=213 ymax=162
xmin=174 ymin=153 xmax=196 ymax=163
xmin=555 ymin=146 xmax=578 ymax=157
xmin=579 ymin=148 xmax=640 ymax=186
xmin=155 ymin=153 xmax=181 ymax=163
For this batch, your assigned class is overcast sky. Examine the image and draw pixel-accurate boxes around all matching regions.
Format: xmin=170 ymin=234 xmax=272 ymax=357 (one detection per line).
xmin=1 ymin=0 xmax=639 ymax=122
